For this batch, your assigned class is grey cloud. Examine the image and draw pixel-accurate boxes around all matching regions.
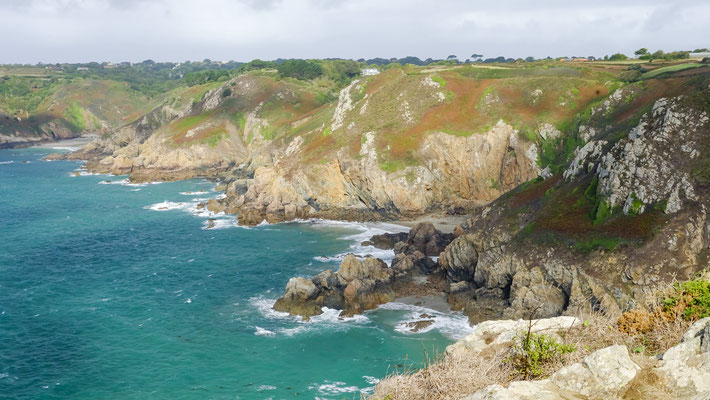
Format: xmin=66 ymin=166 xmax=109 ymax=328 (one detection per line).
xmin=0 ymin=0 xmax=708 ymax=63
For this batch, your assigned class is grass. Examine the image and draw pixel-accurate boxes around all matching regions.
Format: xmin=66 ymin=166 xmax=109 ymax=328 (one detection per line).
xmin=641 ymin=63 xmax=706 ymax=79
xmin=510 ymin=175 xmax=665 ymax=253
xmin=172 ymin=113 xmax=211 ymax=134
xmin=371 ymin=272 xmax=710 ymax=399
xmin=431 ymin=75 xmax=447 ymax=87
xmin=63 ymin=101 xmax=85 ymax=131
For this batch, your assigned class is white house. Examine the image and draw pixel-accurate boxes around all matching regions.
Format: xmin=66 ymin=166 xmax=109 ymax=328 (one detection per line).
xmin=362 ymin=68 xmax=380 ymax=76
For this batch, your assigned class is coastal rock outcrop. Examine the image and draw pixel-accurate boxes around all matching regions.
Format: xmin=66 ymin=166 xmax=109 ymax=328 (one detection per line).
xmin=465 ymin=345 xmax=640 ymax=400
xmin=462 ymin=318 xmax=710 ymax=400
xmin=273 ymin=254 xmax=395 ymax=318
xmin=274 ymin=222 xmax=452 ymax=318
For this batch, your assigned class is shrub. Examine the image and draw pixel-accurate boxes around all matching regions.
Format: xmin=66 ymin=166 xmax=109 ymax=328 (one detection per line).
xmin=64 ymin=101 xmax=86 ymax=131
xmin=608 ymin=53 xmax=628 ymax=61
xmin=277 ymin=59 xmax=323 ymax=81
xmin=663 ymin=274 xmax=710 ymax=320
xmin=509 ymin=331 xmax=575 ymax=379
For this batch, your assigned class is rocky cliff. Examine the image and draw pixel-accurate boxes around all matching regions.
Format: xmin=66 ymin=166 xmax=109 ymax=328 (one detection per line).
xmin=271 ymin=72 xmax=710 ymax=325
xmin=373 ymin=315 xmax=710 ymax=399
xmin=66 ymin=65 xmax=619 ymax=223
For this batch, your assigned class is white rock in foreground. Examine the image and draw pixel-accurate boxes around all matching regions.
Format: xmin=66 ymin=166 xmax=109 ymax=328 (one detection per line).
xmin=465 ymin=345 xmax=639 ymax=400
xmin=446 ymin=316 xmax=580 ymax=357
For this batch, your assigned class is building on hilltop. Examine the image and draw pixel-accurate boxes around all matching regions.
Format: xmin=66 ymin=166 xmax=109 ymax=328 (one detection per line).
xmin=362 ymin=68 xmax=380 ymax=76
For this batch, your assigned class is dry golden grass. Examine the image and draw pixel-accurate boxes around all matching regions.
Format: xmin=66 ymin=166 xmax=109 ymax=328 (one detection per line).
xmin=369 ymin=270 xmax=709 ymax=400
xmin=369 ymin=345 xmax=513 ymax=400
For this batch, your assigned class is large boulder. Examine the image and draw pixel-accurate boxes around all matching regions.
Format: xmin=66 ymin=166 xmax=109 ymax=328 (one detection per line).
xmin=273 ymin=277 xmax=323 ymax=317
xmin=439 ymin=234 xmax=478 ymax=282
xmin=504 ymin=267 xmax=568 ymax=319
xmin=393 ymin=222 xmax=454 ymax=257
xmin=338 ymin=255 xmax=391 ymax=282
xmin=365 ymin=232 xmax=408 ymax=250
xmin=273 ymin=254 xmax=395 ymax=318
xmin=465 ymin=345 xmax=640 ymax=400
xmin=447 ymin=316 xmax=581 ymax=357
xmin=656 ymin=317 xmax=710 ymax=397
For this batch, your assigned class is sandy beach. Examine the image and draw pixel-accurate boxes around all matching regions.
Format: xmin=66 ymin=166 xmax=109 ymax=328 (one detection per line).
xmin=33 ymin=136 xmax=95 ymax=151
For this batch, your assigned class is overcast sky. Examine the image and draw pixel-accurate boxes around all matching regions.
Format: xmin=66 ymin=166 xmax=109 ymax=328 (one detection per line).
xmin=1 ymin=0 xmax=708 ymax=64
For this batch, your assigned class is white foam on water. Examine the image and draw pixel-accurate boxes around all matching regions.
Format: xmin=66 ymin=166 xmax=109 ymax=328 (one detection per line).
xmin=311 ymin=381 xmax=364 ymax=396
xmin=99 ymin=178 xmax=164 ymax=187
xmin=249 ymin=296 xmax=371 ymax=337
xmin=363 ymin=376 xmax=380 ymax=385
xmin=201 ymin=218 xmax=247 ymax=230
xmin=299 ymin=219 xmax=408 ymax=265
xmin=254 ymin=327 xmax=276 ymax=337
xmin=256 ymin=385 xmax=277 ymax=391
xmin=0 ymin=161 xmax=14 ymax=165
xmin=180 ymin=190 xmax=209 ymax=196
xmin=144 ymin=201 xmax=193 ymax=212
xmin=71 ymin=170 xmax=108 ymax=177
xmin=376 ymin=302 xmax=475 ymax=340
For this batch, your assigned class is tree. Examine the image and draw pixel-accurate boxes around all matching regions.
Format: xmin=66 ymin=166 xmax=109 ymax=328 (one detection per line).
xmin=525 ymin=56 xmax=535 ymax=62
xmin=634 ymin=48 xmax=649 ymax=56
xmin=471 ymin=53 xmax=483 ymax=61
xmin=652 ymin=50 xmax=665 ymax=59
xmin=397 ymin=56 xmax=425 ymax=66
xmin=276 ymin=59 xmax=323 ymax=80
xmin=608 ymin=53 xmax=628 ymax=61
xmin=447 ymin=55 xmax=458 ymax=60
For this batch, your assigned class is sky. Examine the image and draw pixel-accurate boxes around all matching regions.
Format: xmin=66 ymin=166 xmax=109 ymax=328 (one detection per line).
xmin=1 ymin=0 xmax=709 ymax=64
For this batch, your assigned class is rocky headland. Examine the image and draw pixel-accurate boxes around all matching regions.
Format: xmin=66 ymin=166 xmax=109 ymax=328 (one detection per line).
xmin=36 ymin=62 xmax=710 ymax=398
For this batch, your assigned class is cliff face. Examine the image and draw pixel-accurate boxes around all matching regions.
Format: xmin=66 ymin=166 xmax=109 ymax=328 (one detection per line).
xmin=1 ymin=79 xmax=158 ymax=148
xmin=440 ymin=89 xmax=710 ymax=321
xmin=227 ymin=120 xmax=540 ymax=224
xmin=70 ymin=65 xmax=615 ymax=223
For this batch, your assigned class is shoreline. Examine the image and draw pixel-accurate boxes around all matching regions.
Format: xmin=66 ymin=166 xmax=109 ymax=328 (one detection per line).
xmin=32 ymin=135 xmax=95 ymax=151
xmin=391 ymin=213 xmax=468 ymax=234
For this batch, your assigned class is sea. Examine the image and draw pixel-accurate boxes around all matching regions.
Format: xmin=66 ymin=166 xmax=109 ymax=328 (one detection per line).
xmin=0 ymin=145 xmax=474 ymax=400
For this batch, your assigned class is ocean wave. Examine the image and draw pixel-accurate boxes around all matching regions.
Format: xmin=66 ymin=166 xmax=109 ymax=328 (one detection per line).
xmin=301 ymin=219 xmax=408 ymax=264
xmin=99 ymin=178 xmax=156 ymax=187
xmin=254 ymin=326 xmax=276 ymax=337
xmin=376 ymin=302 xmax=475 ymax=340
xmin=310 ymin=381 xmax=364 ymax=396
xmin=144 ymin=200 xmax=227 ymax=219
xmin=180 ymin=190 xmax=209 ymax=196
xmin=70 ymin=170 xmax=108 ymax=177
xmin=248 ymin=296 xmax=370 ymax=337
xmin=363 ymin=376 xmax=380 ymax=385
xmin=144 ymin=201 xmax=193 ymax=212
xmin=201 ymin=218 xmax=247 ymax=230
xmin=0 ymin=161 xmax=14 ymax=165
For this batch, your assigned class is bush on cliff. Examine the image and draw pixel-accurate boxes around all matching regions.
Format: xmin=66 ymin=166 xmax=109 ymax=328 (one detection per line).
xmin=277 ymin=59 xmax=324 ymax=81
xmin=509 ymin=331 xmax=575 ymax=379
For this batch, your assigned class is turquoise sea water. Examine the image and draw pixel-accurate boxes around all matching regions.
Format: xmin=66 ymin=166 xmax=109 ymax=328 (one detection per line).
xmin=0 ymin=147 xmax=473 ymax=400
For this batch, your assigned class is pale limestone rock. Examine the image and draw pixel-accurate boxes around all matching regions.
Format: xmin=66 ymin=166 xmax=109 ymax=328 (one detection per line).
xmin=538 ymin=123 xmax=561 ymax=141
xmin=465 ymin=345 xmax=639 ymax=400
xmin=563 ymin=140 xmax=607 ymax=179
xmin=657 ymin=318 xmax=710 ymax=397
xmin=446 ymin=316 xmax=580 ymax=357
xmin=331 ymin=79 xmax=360 ymax=131
xmin=594 ymin=98 xmax=707 ymax=215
